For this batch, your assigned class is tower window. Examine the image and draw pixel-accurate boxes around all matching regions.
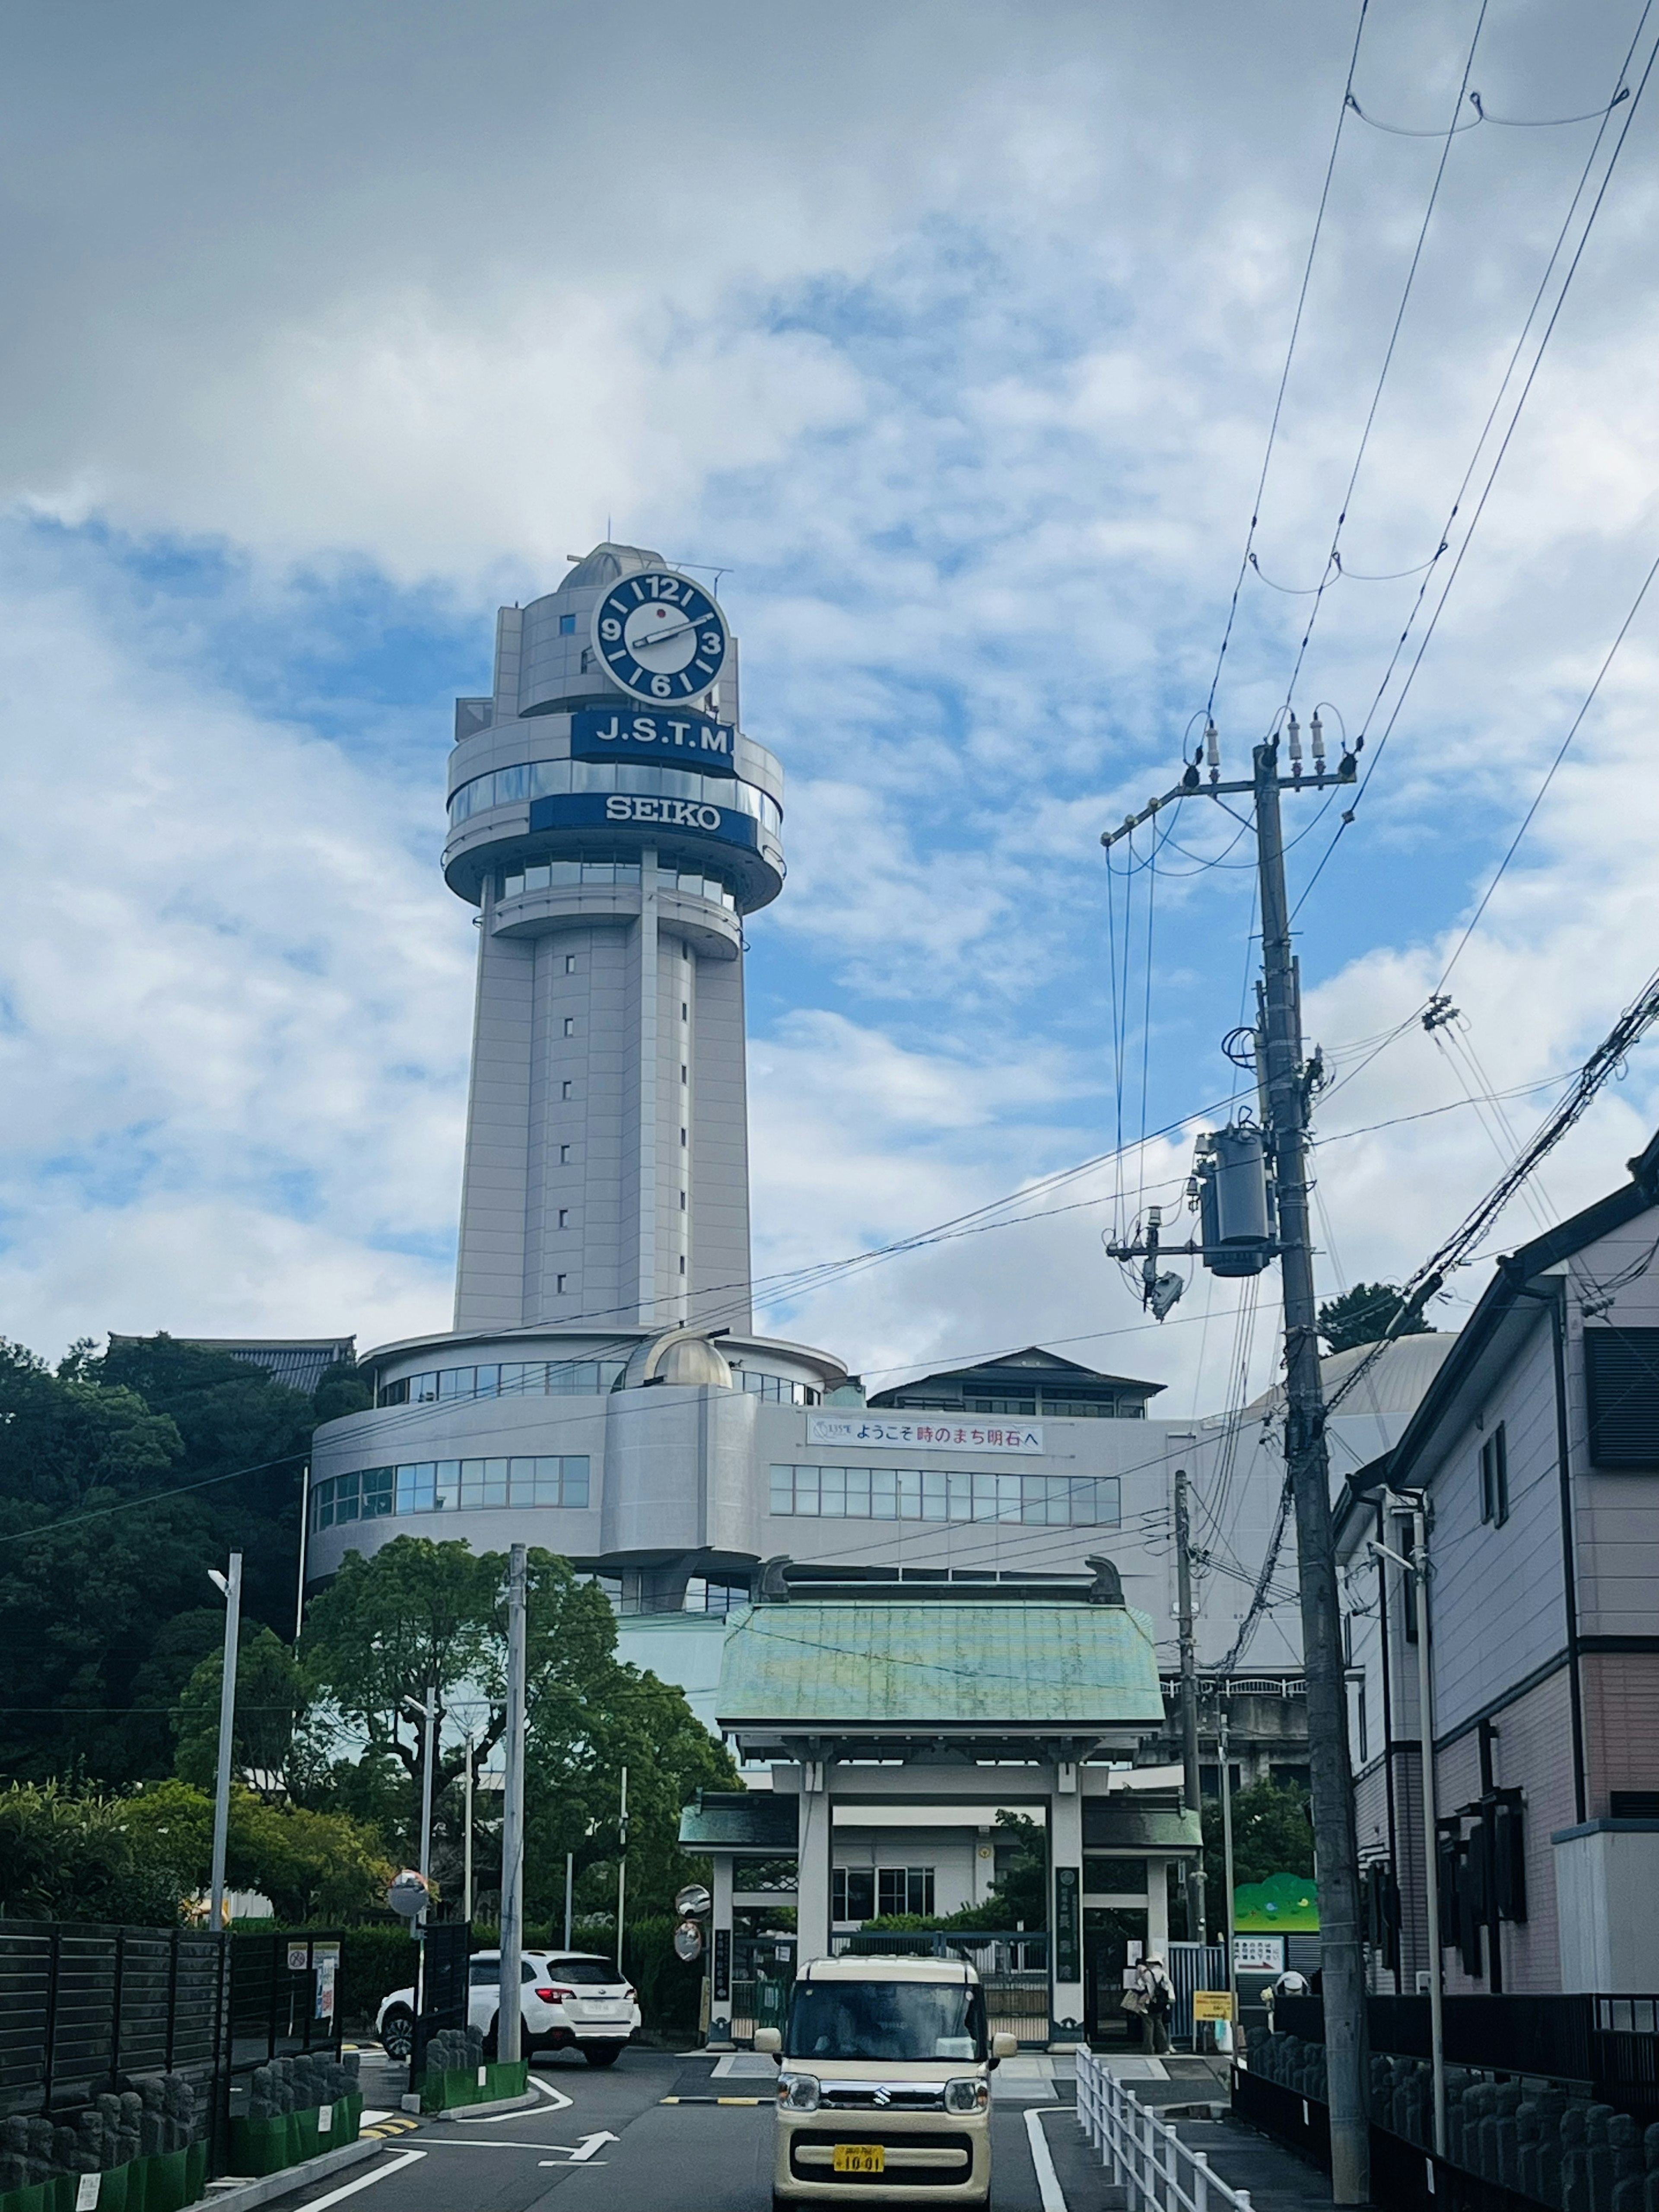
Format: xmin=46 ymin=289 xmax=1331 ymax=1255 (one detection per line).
xmin=558 ymin=1209 xmax=570 ymax=1229
xmin=579 ymin=647 xmax=594 ymax=671
xmin=566 ymin=954 xmax=576 ymax=973
xmin=680 ymin=1064 xmax=688 ymax=1083
xmin=682 ymin=1001 xmax=688 ymax=1020
xmin=679 ymin=1255 xmax=686 ymax=1275
xmin=562 ymin=1081 xmax=574 ymax=1100
xmin=559 ymin=613 xmax=576 ymax=635
xmin=680 ymin=1191 xmax=686 ymax=1211
xmin=565 ymin=1018 xmax=576 ymax=1037
xmin=559 ymin=1144 xmax=572 ymax=1164
xmin=680 ymin=1127 xmax=687 ymax=1147
xmin=556 ymin=1274 xmax=569 ymax=1293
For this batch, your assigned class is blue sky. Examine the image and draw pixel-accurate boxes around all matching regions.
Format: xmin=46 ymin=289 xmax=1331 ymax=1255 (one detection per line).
xmin=2 ymin=0 xmax=1658 ymax=1403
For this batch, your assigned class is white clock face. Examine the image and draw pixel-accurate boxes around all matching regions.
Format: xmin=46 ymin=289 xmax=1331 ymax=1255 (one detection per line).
xmin=591 ymin=570 xmax=731 ymax=704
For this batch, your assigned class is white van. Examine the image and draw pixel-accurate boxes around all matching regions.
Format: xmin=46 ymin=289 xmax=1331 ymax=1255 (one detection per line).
xmin=755 ymin=1955 xmax=1017 ymax=2209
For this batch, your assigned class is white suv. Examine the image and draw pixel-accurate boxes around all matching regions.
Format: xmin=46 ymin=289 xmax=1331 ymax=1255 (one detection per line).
xmin=376 ymin=1950 xmax=640 ymax=2066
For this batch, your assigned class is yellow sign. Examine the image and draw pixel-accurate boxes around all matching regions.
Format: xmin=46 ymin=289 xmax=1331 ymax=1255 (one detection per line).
xmin=1193 ymin=1991 xmax=1235 ymax=2021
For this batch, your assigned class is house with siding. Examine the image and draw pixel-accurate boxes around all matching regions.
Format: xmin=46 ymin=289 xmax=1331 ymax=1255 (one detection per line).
xmin=1336 ymin=1131 xmax=1659 ymax=1996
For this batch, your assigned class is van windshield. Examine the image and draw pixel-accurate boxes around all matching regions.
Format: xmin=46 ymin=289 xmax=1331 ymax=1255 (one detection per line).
xmin=785 ymin=1980 xmax=986 ymax=2063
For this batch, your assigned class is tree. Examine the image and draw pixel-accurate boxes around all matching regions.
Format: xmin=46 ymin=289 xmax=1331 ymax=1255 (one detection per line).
xmin=302 ymin=1537 xmax=739 ymax=1918
xmin=172 ymin=1627 xmax=319 ymax=1801
xmin=118 ymin=1779 xmax=394 ymax=1923
xmin=1317 ymin=1282 xmax=1433 ymax=1354
xmin=1202 ymin=1776 xmax=1313 ymax=1914
xmin=0 ymin=1782 xmax=190 ymax=1925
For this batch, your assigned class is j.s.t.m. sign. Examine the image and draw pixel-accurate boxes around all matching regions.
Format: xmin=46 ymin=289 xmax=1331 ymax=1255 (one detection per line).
xmin=570 ymin=708 xmax=736 ymax=776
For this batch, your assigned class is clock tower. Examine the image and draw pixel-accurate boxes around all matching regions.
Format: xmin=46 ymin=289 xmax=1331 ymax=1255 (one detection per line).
xmin=443 ymin=543 xmax=784 ymax=1334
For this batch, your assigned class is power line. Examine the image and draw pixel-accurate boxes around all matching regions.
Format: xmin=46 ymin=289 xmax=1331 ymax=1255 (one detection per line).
xmin=1205 ymin=2 xmax=1371 ymax=720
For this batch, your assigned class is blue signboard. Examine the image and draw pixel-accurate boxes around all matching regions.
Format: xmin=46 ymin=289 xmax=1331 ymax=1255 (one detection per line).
xmin=528 ymin=792 xmax=760 ymax=852
xmin=570 ymin=708 xmax=736 ymax=777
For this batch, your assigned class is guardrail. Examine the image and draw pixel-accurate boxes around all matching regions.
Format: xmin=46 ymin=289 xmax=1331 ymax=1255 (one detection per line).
xmin=1076 ymin=2048 xmax=1254 ymax=2210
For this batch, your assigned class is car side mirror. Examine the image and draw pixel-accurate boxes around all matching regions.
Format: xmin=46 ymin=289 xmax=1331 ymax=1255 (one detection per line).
xmin=990 ymin=2032 xmax=1018 ymax=2066
xmin=753 ymin=2028 xmax=782 ymax=2057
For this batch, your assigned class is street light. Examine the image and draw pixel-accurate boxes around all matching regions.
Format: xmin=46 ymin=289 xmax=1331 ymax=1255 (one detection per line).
xmin=207 ymin=1554 xmax=243 ymax=1932
xmin=400 ymin=1690 xmax=439 ymax=1904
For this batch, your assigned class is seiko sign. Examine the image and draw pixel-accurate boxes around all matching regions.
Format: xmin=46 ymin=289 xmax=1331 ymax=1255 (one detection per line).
xmin=528 ymin=793 xmax=760 ymax=851
xmin=570 ymin=708 xmax=735 ymax=776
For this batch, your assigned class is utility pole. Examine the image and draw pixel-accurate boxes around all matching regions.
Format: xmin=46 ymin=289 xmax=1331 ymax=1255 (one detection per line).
xmin=1219 ymin=1707 xmax=1240 ymax=2053
xmin=1101 ymin=723 xmax=1370 ymax=2202
xmin=616 ymin=1765 xmax=630 ymax=1982
xmin=207 ymin=1553 xmax=243 ymax=1932
xmin=1379 ymin=1492 xmax=1446 ymax=2159
xmin=1174 ymin=1468 xmax=1207 ymax=1949
xmin=565 ymin=1852 xmax=575 ymax=1952
xmin=463 ymin=1724 xmax=479 ymax=1926
xmin=1252 ymin=737 xmax=1370 ymax=2202
xmin=499 ymin=1543 xmax=528 ymax=2063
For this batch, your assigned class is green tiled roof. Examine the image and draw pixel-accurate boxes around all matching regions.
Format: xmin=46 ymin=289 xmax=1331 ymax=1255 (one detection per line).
xmin=715 ymin=1600 xmax=1164 ymax=1729
xmin=678 ymin=1790 xmax=800 ymax=1852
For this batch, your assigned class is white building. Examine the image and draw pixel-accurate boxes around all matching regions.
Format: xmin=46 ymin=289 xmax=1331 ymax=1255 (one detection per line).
xmin=307 ymin=548 xmax=1450 ymax=1721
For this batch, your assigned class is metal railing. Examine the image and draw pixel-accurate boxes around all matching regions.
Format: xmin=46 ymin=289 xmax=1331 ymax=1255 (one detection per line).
xmin=1076 ymin=2048 xmax=1254 ymax=2211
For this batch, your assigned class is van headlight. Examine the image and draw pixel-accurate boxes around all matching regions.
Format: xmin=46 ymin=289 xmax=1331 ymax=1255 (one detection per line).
xmin=779 ymin=2073 xmax=821 ymax=2112
xmin=944 ymin=2076 xmax=989 ymax=2114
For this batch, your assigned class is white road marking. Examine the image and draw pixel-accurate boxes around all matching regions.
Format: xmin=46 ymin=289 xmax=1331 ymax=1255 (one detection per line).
xmin=530 ymin=2074 xmax=577 ymax=2110
xmin=1023 ymin=2106 xmax=1069 ymax=2212
xmin=292 ymin=2149 xmax=425 ymax=2210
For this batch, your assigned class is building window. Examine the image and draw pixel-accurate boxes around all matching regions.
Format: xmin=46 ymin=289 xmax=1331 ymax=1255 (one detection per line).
xmin=560 ymin=1144 xmax=572 ymax=1163
xmin=833 ymin=1869 xmax=875 ymax=1924
xmin=681 ymin=1001 xmax=688 ymax=1020
xmin=1584 ymin=1328 xmax=1659 ymax=1467
xmin=767 ymin=1465 xmax=1120 ymax=1526
xmin=579 ymin=647 xmax=594 ymax=671
xmin=556 ymin=1274 xmax=568 ymax=1293
xmin=558 ymin=1209 xmax=570 ymax=1229
xmin=564 ymin=1018 xmax=576 ymax=1037
xmin=678 ymin=1255 xmax=686 ymax=1275
xmin=562 ymin=1081 xmax=574 ymax=1100
xmin=559 ymin=613 xmax=576 ymax=635
xmin=310 ymin=1455 xmax=590 ymax=1529
xmin=566 ymin=954 xmax=577 ymax=972
xmin=680 ymin=1127 xmax=687 ymax=1146
xmin=375 ymin=1358 xmax=625 ymax=1408
xmin=1480 ymin=1423 xmax=1509 ymax=1526
xmin=877 ymin=1868 xmax=934 ymax=1918
xmin=681 ymin=1064 xmax=688 ymax=1084
xmin=680 ymin=1190 xmax=687 ymax=1211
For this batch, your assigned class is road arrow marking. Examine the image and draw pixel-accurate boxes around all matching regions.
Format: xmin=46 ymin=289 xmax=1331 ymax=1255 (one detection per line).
xmin=530 ymin=2075 xmax=576 ymax=2110
xmin=538 ymin=2132 xmax=619 ymax=2165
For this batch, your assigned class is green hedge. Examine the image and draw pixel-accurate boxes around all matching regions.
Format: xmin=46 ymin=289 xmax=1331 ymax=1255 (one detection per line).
xmin=337 ymin=1925 xmax=422 ymax=2029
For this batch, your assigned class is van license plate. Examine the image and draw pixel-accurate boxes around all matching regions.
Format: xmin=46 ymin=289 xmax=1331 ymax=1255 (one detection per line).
xmin=833 ymin=2145 xmax=885 ymax=2174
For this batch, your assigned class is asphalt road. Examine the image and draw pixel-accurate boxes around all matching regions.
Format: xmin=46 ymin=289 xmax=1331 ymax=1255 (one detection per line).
xmin=267 ymin=2047 xmax=1109 ymax=2212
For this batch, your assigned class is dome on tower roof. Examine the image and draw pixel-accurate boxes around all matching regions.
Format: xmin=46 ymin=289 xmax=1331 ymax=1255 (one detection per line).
xmin=616 ymin=1327 xmax=733 ymax=1392
xmin=557 ymin=541 xmax=667 ymax=593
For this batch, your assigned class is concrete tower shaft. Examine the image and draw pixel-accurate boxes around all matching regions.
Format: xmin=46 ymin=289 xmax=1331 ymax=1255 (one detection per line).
xmin=442 ymin=545 xmax=784 ymax=1336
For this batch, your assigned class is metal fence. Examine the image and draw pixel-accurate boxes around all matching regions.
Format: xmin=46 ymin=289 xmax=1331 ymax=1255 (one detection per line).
xmin=1076 ymin=2047 xmax=1254 ymax=2209
xmin=1166 ymin=1943 xmax=1228 ymax=2050
xmin=0 ymin=1917 xmax=354 ymax=2177
xmin=0 ymin=1920 xmax=227 ymax=2129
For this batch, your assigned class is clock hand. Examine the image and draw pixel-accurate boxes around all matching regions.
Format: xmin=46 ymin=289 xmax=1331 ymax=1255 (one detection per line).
xmin=627 ymin=613 xmax=714 ymax=652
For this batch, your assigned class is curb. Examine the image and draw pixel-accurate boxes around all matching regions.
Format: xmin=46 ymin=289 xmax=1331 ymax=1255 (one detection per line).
xmin=427 ymin=2088 xmax=541 ymax=2123
xmin=203 ymin=2134 xmax=385 ymax=2212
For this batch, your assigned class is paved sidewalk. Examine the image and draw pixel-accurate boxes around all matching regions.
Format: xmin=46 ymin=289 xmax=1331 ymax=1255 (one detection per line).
xmin=1169 ymin=2113 xmax=1336 ymax=2208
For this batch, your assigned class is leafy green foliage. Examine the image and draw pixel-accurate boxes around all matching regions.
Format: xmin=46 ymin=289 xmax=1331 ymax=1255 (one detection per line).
xmin=116 ymin=1778 xmax=394 ymax=1922
xmin=1317 ymin=1282 xmax=1432 ymax=1354
xmin=0 ymin=1782 xmax=191 ymax=1925
xmin=172 ymin=1627 xmax=320 ymax=1799
xmin=0 ymin=1333 xmax=353 ymax=1786
xmin=1202 ymin=1776 xmax=1314 ymax=1910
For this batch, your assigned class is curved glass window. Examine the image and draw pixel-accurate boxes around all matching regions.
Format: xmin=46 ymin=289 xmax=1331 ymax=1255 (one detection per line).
xmin=377 ymin=1359 xmax=627 ymax=1408
xmin=376 ymin=1357 xmax=814 ymax=1407
xmin=310 ymin=1454 xmax=591 ymax=1530
xmin=497 ymin=858 xmax=737 ymax=912
xmin=450 ymin=759 xmax=781 ymax=835
xmin=767 ymin=1465 xmax=1120 ymax=1526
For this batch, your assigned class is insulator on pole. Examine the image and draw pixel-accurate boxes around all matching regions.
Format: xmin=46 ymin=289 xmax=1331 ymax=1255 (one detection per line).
xmin=1310 ymin=710 xmax=1326 ymax=764
xmin=1205 ymin=719 xmax=1220 ymax=770
xmin=1287 ymin=712 xmax=1302 ymax=766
